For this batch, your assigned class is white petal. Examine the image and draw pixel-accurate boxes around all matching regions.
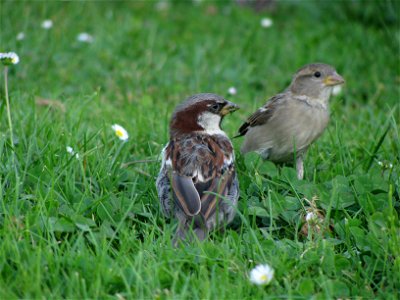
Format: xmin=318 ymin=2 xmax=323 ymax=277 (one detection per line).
xmin=16 ymin=32 xmax=25 ymax=40
xmin=228 ymin=87 xmax=237 ymax=95
xmin=41 ymin=20 xmax=53 ymax=29
xmin=66 ymin=146 xmax=74 ymax=154
xmin=249 ymin=264 xmax=274 ymax=285
xmin=155 ymin=1 xmax=169 ymax=11
xmin=332 ymin=85 xmax=342 ymax=96
xmin=261 ymin=18 xmax=273 ymax=28
xmin=77 ymin=33 xmax=94 ymax=43
xmin=0 ymin=52 xmax=20 ymax=65
xmin=111 ymin=124 xmax=129 ymax=141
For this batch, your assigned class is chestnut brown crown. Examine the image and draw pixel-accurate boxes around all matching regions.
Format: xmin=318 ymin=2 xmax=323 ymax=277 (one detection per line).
xmin=170 ymin=93 xmax=239 ymax=136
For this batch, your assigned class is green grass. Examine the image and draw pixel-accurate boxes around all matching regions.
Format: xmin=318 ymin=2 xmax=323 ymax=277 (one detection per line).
xmin=1 ymin=1 xmax=399 ymax=298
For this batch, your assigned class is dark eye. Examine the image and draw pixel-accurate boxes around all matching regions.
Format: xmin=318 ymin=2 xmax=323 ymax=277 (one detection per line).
xmin=314 ymin=71 xmax=321 ymax=78
xmin=211 ymin=103 xmax=220 ymax=111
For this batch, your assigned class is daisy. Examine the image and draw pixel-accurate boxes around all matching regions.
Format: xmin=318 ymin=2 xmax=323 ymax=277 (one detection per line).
xmin=77 ymin=32 xmax=94 ymax=43
xmin=261 ymin=18 xmax=273 ymax=28
xmin=377 ymin=160 xmax=394 ymax=169
xmin=155 ymin=1 xmax=169 ymax=11
xmin=332 ymin=85 xmax=342 ymax=96
xmin=66 ymin=146 xmax=74 ymax=155
xmin=41 ymin=20 xmax=53 ymax=29
xmin=249 ymin=264 xmax=274 ymax=286
xmin=0 ymin=52 xmax=20 ymax=65
xmin=16 ymin=32 xmax=25 ymax=41
xmin=66 ymin=146 xmax=80 ymax=159
xmin=228 ymin=86 xmax=237 ymax=96
xmin=112 ymin=124 xmax=129 ymax=141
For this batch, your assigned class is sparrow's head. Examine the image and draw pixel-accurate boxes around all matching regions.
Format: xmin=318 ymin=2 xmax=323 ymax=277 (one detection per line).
xmin=290 ymin=63 xmax=345 ymax=100
xmin=170 ymin=93 xmax=239 ymax=136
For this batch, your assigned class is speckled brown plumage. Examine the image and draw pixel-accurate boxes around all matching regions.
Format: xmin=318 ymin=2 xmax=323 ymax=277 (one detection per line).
xmin=156 ymin=93 xmax=240 ymax=246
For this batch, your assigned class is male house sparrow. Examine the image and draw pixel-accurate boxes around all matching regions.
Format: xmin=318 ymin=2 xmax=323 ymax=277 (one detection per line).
xmin=156 ymin=93 xmax=240 ymax=245
xmin=237 ymin=63 xmax=344 ymax=179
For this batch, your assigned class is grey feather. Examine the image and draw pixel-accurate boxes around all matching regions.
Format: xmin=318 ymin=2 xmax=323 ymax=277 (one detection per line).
xmin=238 ymin=63 xmax=344 ymax=179
xmin=171 ymin=172 xmax=201 ymax=216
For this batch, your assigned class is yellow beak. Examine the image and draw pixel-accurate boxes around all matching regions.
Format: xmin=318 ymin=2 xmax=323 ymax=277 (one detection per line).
xmin=324 ymin=73 xmax=345 ymax=86
xmin=220 ymin=101 xmax=240 ymax=116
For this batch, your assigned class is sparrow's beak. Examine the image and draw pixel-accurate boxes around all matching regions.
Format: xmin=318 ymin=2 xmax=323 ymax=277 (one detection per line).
xmin=324 ymin=73 xmax=345 ymax=86
xmin=220 ymin=101 xmax=240 ymax=116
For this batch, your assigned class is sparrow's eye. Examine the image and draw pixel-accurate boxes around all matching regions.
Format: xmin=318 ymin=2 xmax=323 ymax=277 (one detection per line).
xmin=314 ymin=71 xmax=321 ymax=78
xmin=211 ymin=103 xmax=220 ymax=111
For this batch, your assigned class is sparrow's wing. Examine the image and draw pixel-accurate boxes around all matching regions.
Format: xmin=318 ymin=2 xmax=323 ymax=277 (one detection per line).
xmin=171 ymin=172 xmax=201 ymax=216
xmin=236 ymin=93 xmax=285 ymax=137
xmin=200 ymin=170 xmax=234 ymax=221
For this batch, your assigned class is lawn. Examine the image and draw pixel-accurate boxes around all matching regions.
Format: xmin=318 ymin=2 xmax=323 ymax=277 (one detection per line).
xmin=0 ymin=1 xmax=399 ymax=298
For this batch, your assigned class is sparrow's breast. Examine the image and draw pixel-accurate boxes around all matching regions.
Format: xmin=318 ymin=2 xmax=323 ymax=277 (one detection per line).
xmin=290 ymin=102 xmax=329 ymax=147
xmin=266 ymin=101 xmax=329 ymax=161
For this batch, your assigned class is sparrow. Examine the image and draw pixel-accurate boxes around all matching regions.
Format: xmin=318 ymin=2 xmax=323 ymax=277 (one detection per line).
xmin=156 ymin=93 xmax=240 ymax=246
xmin=236 ymin=63 xmax=344 ymax=179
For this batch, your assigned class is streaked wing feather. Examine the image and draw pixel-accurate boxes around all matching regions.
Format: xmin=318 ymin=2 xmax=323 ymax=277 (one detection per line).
xmin=200 ymin=172 xmax=233 ymax=221
xmin=171 ymin=172 xmax=201 ymax=216
xmin=236 ymin=94 xmax=284 ymax=137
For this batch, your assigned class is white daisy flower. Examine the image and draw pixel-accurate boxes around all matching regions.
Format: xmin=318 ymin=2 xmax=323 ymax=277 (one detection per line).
xmin=112 ymin=124 xmax=129 ymax=141
xmin=377 ymin=160 xmax=394 ymax=169
xmin=332 ymin=85 xmax=342 ymax=96
xmin=0 ymin=52 xmax=20 ymax=65
xmin=261 ymin=18 xmax=273 ymax=28
xmin=66 ymin=146 xmax=74 ymax=154
xmin=155 ymin=1 xmax=169 ymax=11
xmin=228 ymin=87 xmax=237 ymax=96
xmin=16 ymin=32 xmax=25 ymax=41
xmin=77 ymin=32 xmax=94 ymax=43
xmin=249 ymin=264 xmax=274 ymax=286
xmin=66 ymin=146 xmax=80 ymax=159
xmin=41 ymin=20 xmax=53 ymax=29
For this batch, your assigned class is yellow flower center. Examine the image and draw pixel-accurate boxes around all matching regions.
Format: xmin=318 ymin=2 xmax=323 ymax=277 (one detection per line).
xmin=115 ymin=129 xmax=124 ymax=137
xmin=260 ymin=274 xmax=268 ymax=281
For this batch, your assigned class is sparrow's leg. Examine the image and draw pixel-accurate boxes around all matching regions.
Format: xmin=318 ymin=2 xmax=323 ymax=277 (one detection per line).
xmin=296 ymin=156 xmax=304 ymax=180
xmin=193 ymin=228 xmax=207 ymax=241
xmin=172 ymin=221 xmax=188 ymax=247
xmin=192 ymin=214 xmax=208 ymax=241
xmin=173 ymin=219 xmax=207 ymax=247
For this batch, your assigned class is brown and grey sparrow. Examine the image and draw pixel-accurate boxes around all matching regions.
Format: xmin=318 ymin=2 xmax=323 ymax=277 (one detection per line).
xmin=236 ymin=63 xmax=344 ymax=179
xmin=156 ymin=93 xmax=240 ymax=245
